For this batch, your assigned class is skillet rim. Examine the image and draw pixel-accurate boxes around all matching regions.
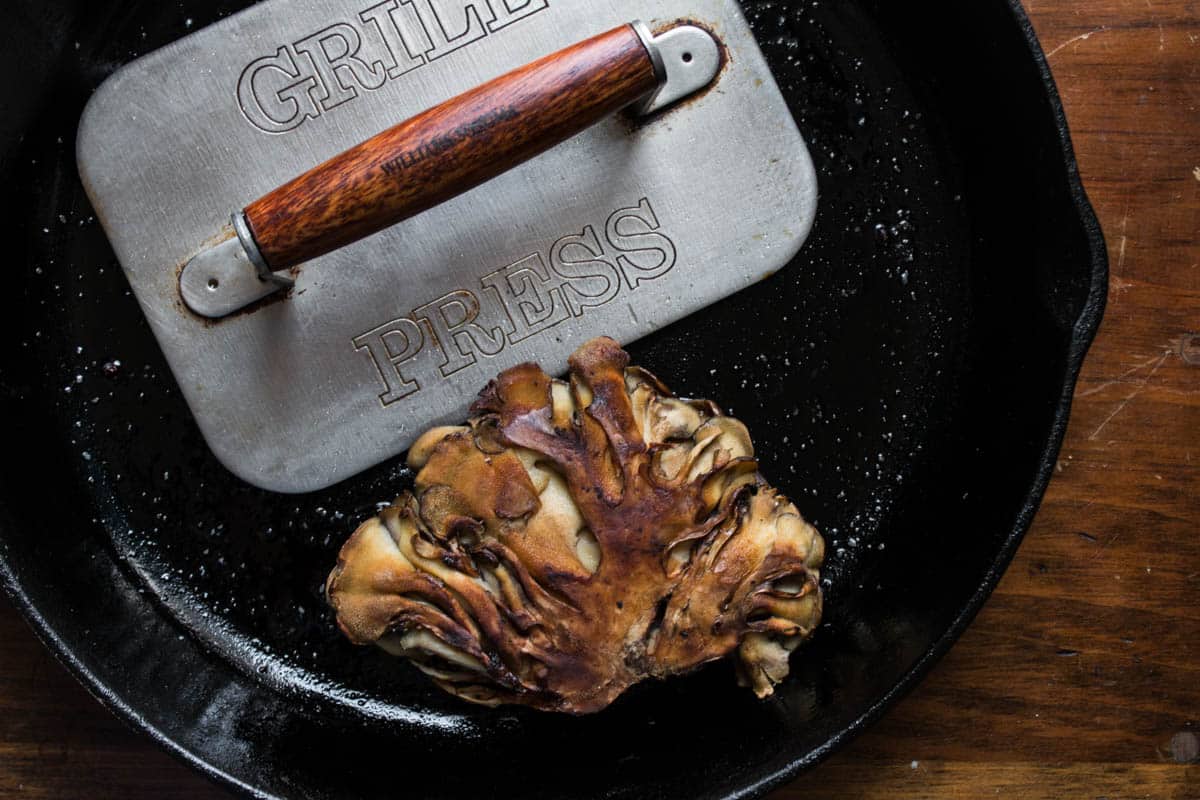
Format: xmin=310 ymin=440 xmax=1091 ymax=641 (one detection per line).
xmin=0 ymin=0 xmax=1109 ymax=796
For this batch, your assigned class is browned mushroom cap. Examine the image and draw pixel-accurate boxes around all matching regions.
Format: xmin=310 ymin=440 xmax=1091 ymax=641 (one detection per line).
xmin=326 ymin=337 xmax=825 ymax=714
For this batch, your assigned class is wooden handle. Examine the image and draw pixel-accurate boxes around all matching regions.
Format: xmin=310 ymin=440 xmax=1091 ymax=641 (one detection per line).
xmin=243 ymin=24 xmax=660 ymax=271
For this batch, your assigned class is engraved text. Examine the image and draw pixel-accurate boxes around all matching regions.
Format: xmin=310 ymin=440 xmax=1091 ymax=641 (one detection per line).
xmin=238 ymin=0 xmax=550 ymax=133
xmin=353 ymin=197 xmax=677 ymax=406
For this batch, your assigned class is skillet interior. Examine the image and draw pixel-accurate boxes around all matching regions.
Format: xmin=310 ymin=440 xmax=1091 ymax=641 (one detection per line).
xmin=0 ymin=1 xmax=1106 ymax=798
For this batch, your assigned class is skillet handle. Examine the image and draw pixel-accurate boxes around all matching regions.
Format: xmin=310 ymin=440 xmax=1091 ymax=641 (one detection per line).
xmin=243 ymin=23 xmax=662 ymax=272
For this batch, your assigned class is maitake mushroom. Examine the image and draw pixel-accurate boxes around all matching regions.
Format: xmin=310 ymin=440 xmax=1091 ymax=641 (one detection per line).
xmin=326 ymin=338 xmax=824 ymax=714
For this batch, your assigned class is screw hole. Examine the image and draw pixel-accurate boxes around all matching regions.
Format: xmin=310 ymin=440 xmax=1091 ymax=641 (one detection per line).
xmin=1182 ymin=333 xmax=1200 ymax=365
xmin=682 ymin=52 xmax=693 ymax=63
xmin=207 ymin=278 xmax=220 ymax=291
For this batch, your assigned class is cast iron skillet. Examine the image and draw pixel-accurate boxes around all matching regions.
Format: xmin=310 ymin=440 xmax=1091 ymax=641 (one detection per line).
xmin=0 ymin=1 xmax=1106 ymax=798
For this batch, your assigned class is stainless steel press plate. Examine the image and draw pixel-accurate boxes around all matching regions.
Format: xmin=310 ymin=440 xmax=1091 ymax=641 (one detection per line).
xmin=77 ymin=0 xmax=818 ymax=493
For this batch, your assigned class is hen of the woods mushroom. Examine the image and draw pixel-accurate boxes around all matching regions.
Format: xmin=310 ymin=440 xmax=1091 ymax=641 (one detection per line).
xmin=326 ymin=338 xmax=825 ymax=714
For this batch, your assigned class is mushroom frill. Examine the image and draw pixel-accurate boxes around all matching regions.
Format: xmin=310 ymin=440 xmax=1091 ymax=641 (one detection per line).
xmin=326 ymin=337 xmax=824 ymax=714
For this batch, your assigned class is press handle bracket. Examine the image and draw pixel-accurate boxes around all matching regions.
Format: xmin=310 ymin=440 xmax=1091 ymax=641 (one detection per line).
xmin=181 ymin=21 xmax=721 ymax=320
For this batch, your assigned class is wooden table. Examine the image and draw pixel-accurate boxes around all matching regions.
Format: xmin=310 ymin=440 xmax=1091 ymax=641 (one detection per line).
xmin=3 ymin=1 xmax=1198 ymax=797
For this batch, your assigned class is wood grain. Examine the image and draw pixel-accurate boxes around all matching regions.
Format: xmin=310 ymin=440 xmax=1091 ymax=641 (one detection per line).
xmin=244 ymin=24 xmax=658 ymax=270
xmin=2 ymin=1 xmax=1198 ymax=797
